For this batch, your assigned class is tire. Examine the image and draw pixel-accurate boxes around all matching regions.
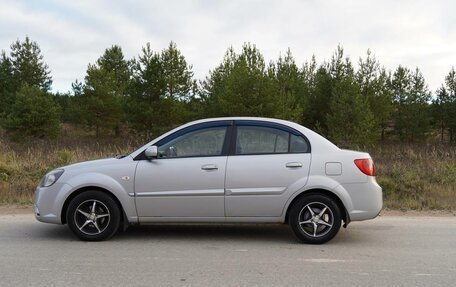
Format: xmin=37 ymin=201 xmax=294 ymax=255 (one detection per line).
xmin=66 ymin=191 xmax=121 ymax=241
xmin=288 ymin=193 xmax=342 ymax=244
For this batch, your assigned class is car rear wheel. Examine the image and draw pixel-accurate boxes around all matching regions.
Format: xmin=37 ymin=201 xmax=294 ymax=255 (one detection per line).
xmin=66 ymin=191 xmax=121 ymax=241
xmin=289 ymin=194 xmax=341 ymax=244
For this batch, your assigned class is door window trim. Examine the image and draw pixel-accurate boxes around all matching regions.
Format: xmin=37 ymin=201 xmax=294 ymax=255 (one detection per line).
xmin=134 ymin=121 xmax=234 ymax=160
xmin=134 ymin=120 xmax=311 ymax=160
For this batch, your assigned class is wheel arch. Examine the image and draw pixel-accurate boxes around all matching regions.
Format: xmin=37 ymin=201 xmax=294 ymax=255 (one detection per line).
xmin=284 ymin=188 xmax=350 ymax=226
xmin=61 ymin=186 xmax=126 ymax=225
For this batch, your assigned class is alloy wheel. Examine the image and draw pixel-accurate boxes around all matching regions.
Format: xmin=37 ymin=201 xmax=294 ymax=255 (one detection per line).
xmin=298 ymin=202 xmax=334 ymax=238
xmin=74 ymin=199 xmax=111 ymax=235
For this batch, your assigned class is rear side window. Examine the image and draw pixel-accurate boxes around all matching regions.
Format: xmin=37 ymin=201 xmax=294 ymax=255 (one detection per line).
xmin=290 ymin=134 xmax=309 ymax=153
xmin=235 ymin=125 xmax=309 ymax=155
xmin=236 ymin=126 xmax=288 ymax=154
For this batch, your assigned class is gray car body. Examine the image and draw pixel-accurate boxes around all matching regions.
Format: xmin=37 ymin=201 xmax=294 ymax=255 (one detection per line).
xmin=34 ymin=117 xmax=382 ymax=226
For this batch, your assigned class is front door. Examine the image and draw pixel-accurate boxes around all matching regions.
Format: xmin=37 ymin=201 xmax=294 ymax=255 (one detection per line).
xmin=135 ymin=124 xmax=230 ymax=218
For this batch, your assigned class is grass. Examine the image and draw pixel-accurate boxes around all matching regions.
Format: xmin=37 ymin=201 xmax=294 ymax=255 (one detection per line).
xmin=0 ymin=135 xmax=142 ymax=205
xmin=0 ymin=134 xmax=455 ymax=210
xmin=369 ymin=143 xmax=456 ymax=210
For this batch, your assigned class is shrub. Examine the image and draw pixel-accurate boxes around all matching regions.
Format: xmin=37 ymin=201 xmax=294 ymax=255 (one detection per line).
xmin=5 ymin=85 xmax=61 ymax=138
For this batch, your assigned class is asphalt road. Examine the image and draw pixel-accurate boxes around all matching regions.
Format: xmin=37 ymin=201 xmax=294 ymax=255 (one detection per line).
xmin=0 ymin=213 xmax=455 ymax=287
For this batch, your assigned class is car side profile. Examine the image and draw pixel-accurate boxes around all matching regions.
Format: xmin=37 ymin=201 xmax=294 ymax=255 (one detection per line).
xmin=35 ymin=117 xmax=382 ymax=244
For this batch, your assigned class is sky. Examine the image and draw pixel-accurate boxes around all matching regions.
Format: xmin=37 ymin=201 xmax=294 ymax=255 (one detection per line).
xmin=0 ymin=0 xmax=455 ymax=93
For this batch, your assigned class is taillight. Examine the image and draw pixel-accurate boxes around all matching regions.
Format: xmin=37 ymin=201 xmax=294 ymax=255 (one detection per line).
xmin=354 ymin=158 xmax=375 ymax=176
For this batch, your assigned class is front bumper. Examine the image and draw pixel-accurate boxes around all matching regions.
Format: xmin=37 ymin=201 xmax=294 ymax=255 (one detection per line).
xmin=34 ymin=183 xmax=73 ymax=224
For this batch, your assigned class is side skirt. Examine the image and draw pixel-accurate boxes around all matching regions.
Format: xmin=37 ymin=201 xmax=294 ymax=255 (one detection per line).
xmin=138 ymin=216 xmax=284 ymax=224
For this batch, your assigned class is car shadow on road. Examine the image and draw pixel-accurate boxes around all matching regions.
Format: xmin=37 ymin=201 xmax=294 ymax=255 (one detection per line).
xmin=31 ymin=223 xmax=75 ymax=241
xmin=31 ymin=221 xmax=383 ymax=246
xmin=30 ymin=222 xmax=296 ymax=243
xmin=113 ymin=223 xmax=380 ymax=245
xmin=115 ymin=224 xmax=296 ymax=244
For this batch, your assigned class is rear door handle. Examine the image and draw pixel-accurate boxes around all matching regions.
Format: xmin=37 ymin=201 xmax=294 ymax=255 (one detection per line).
xmin=201 ymin=164 xmax=218 ymax=171
xmin=286 ymin=162 xmax=302 ymax=168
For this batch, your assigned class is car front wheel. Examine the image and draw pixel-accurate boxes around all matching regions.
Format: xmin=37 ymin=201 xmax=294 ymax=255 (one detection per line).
xmin=66 ymin=191 xmax=121 ymax=241
xmin=289 ymin=194 xmax=342 ymax=244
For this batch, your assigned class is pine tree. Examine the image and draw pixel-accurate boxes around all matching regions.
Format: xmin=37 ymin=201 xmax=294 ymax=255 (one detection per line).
xmin=202 ymin=43 xmax=276 ymax=117
xmin=161 ymin=42 xmax=195 ymax=101
xmin=443 ymin=67 xmax=456 ymax=142
xmin=77 ymin=45 xmax=131 ymax=136
xmin=392 ymin=66 xmax=431 ymax=141
xmin=434 ymin=86 xmax=449 ymax=142
xmin=63 ymin=80 xmax=86 ymax=125
xmin=326 ymin=46 xmax=376 ymax=146
xmin=1 ymin=37 xmax=54 ymax=122
xmin=0 ymin=52 xmax=16 ymax=117
xmin=391 ymin=66 xmax=411 ymax=140
xmin=356 ymin=50 xmax=393 ymax=140
xmin=1 ymin=37 xmax=60 ymax=137
xmin=126 ymin=42 xmax=196 ymax=136
xmin=9 ymin=36 xmax=52 ymax=91
xmin=5 ymin=85 xmax=61 ymax=138
xmin=306 ymin=66 xmax=332 ymax=133
xmin=128 ymin=43 xmax=167 ymax=136
xmin=268 ymin=48 xmax=303 ymax=122
xmin=299 ymin=56 xmax=317 ymax=127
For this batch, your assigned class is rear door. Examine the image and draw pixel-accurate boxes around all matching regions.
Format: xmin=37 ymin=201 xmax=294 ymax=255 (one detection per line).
xmin=225 ymin=121 xmax=311 ymax=217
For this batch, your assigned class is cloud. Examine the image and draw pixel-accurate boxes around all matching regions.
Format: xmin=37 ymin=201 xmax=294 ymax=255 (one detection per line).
xmin=0 ymin=0 xmax=455 ymax=92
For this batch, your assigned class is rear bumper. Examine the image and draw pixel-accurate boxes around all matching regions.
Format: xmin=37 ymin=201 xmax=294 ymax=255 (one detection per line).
xmin=342 ymin=177 xmax=383 ymax=221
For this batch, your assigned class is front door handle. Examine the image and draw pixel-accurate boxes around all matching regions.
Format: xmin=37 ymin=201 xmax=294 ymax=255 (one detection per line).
xmin=201 ymin=164 xmax=218 ymax=171
xmin=286 ymin=162 xmax=302 ymax=168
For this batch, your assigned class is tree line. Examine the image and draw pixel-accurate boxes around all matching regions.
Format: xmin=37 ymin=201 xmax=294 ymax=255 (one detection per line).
xmin=1 ymin=37 xmax=455 ymax=146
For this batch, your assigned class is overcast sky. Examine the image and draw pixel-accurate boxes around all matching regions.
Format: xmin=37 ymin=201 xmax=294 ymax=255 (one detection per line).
xmin=1 ymin=0 xmax=455 ymax=93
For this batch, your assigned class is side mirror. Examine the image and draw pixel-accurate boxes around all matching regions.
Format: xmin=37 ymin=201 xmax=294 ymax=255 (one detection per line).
xmin=144 ymin=146 xmax=158 ymax=159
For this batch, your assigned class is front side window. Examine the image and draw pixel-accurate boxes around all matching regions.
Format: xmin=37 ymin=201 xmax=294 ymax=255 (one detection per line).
xmin=158 ymin=126 xmax=227 ymax=158
xmin=236 ymin=126 xmax=289 ymax=154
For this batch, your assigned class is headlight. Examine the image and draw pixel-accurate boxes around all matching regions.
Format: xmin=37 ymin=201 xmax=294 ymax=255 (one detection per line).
xmin=40 ymin=169 xmax=64 ymax=187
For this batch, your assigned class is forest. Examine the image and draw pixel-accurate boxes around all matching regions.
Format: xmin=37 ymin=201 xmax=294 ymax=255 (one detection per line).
xmin=0 ymin=37 xmax=455 ymax=209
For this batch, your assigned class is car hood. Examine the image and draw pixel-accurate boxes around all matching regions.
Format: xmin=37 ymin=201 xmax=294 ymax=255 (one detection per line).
xmin=61 ymin=157 xmax=125 ymax=172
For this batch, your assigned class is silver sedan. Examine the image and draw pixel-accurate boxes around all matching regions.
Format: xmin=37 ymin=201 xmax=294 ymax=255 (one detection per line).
xmin=35 ymin=117 xmax=382 ymax=244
